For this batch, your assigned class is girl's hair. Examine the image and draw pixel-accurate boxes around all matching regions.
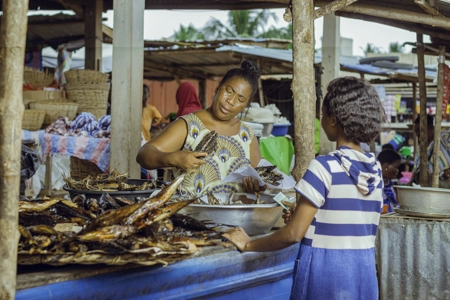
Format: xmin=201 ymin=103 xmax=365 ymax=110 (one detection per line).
xmin=143 ymin=84 xmax=150 ymax=108
xmin=215 ymin=60 xmax=261 ymax=103
xmin=323 ymin=76 xmax=386 ymax=143
xmin=377 ymin=149 xmax=401 ymax=164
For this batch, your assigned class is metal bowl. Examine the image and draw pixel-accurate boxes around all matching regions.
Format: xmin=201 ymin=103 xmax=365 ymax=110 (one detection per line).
xmin=63 ymin=179 xmax=157 ymax=201
xmin=179 ymin=193 xmax=283 ymax=236
xmin=395 ymin=185 xmax=450 ymax=215
xmin=261 ymin=122 xmax=274 ymax=137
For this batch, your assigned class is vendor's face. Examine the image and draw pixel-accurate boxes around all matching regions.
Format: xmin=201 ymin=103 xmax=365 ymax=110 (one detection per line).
xmin=382 ymin=160 xmax=401 ymax=180
xmin=211 ymin=77 xmax=252 ymax=120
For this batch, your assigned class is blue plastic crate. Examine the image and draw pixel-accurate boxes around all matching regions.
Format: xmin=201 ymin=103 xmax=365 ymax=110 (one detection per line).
xmin=271 ymin=124 xmax=290 ymax=136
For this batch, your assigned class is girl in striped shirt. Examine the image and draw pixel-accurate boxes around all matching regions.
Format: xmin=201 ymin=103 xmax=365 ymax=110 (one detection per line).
xmin=223 ymin=77 xmax=386 ymax=300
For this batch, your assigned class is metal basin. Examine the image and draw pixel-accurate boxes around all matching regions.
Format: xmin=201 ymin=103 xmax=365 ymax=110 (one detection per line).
xmin=395 ymin=185 xmax=450 ymax=215
xmin=179 ymin=193 xmax=283 ymax=236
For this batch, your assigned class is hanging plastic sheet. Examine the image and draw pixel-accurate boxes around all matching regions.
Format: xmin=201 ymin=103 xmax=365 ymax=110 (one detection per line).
xmin=259 ymin=136 xmax=294 ymax=175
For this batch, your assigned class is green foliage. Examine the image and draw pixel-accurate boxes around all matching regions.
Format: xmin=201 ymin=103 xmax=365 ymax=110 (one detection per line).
xmin=388 ymin=42 xmax=404 ymax=53
xmin=173 ymin=24 xmax=205 ymax=41
xmin=360 ymin=43 xmax=383 ymax=55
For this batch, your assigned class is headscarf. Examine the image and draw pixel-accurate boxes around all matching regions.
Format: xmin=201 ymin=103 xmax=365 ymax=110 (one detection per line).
xmin=176 ymin=82 xmax=202 ymax=118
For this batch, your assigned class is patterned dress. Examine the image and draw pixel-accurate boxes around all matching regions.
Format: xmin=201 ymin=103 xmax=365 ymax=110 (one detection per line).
xmin=292 ymin=146 xmax=383 ymax=300
xmin=172 ymin=113 xmax=254 ymax=194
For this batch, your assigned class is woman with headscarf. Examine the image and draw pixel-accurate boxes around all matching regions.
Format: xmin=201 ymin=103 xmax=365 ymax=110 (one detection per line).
xmin=176 ymin=82 xmax=203 ymax=118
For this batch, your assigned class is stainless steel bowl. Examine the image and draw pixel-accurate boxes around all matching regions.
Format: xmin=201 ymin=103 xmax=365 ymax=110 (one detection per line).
xmin=179 ymin=193 xmax=283 ymax=236
xmin=395 ymin=185 xmax=450 ymax=215
xmin=261 ymin=122 xmax=274 ymax=137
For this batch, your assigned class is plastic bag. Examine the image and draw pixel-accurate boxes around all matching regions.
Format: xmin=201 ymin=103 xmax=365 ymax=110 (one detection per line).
xmin=259 ymin=137 xmax=294 ymax=175
xmin=21 ymin=145 xmax=40 ymax=181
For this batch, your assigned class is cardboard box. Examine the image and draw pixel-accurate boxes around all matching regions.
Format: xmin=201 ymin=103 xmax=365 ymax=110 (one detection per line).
xmin=23 ymin=90 xmax=64 ymax=101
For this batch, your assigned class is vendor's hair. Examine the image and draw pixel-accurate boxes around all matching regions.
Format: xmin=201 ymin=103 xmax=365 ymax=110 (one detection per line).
xmin=142 ymin=84 xmax=150 ymax=108
xmin=215 ymin=60 xmax=260 ymax=102
xmin=377 ymin=149 xmax=401 ymax=164
xmin=322 ymin=77 xmax=386 ymax=143
xmin=414 ymin=114 xmax=434 ymax=128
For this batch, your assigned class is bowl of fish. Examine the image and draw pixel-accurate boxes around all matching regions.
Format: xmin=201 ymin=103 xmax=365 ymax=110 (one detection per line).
xmin=178 ymin=193 xmax=283 ymax=236
xmin=62 ymin=170 xmax=158 ymax=201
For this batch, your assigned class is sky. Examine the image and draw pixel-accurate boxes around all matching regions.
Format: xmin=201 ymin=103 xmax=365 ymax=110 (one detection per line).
xmin=31 ymin=8 xmax=431 ymax=58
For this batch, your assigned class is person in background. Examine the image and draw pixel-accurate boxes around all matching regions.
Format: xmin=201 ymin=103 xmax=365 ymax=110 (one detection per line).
xmin=223 ymin=77 xmax=386 ymax=299
xmin=176 ymin=82 xmax=203 ymax=118
xmin=137 ymin=60 xmax=266 ymax=194
xmin=411 ymin=114 xmax=450 ymax=188
xmin=382 ymin=143 xmax=395 ymax=151
xmin=377 ymin=149 xmax=401 ymax=213
xmin=141 ymin=84 xmax=162 ymax=142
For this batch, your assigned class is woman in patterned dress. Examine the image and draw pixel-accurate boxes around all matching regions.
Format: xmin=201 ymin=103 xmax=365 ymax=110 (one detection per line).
xmin=223 ymin=77 xmax=386 ymax=300
xmin=136 ymin=60 xmax=266 ymax=194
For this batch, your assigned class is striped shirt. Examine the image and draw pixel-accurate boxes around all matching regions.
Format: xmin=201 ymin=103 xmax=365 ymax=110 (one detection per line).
xmin=295 ymin=147 xmax=383 ymax=250
xmin=413 ymin=132 xmax=450 ymax=174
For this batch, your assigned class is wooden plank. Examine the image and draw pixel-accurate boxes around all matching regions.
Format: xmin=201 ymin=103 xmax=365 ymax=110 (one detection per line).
xmin=417 ymin=34 xmax=429 ymax=187
xmin=319 ymin=12 xmax=340 ymax=155
xmin=257 ymin=59 xmax=265 ymax=107
xmin=84 ymin=0 xmax=103 ymax=71
xmin=291 ymin=0 xmax=316 ymax=181
xmin=432 ymin=46 xmax=446 ymax=187
xmin=110 ymin=0 xmax=144 ymax=179
xmin=0 ymin=1 xmax=28 ymax=298
xmin=43 ymin=156 xmax=52 ymax=196
xmin=412 ymin=82 xmax=418 ymax=162
xmin=199 ymin=79 xmax=207 ymax=109
xmin=314 ymin=0 xmax=359 ymax=19
xmin=414 ymin=0 xmax=442 ymax=16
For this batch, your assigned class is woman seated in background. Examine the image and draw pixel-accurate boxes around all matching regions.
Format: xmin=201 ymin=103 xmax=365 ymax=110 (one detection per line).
xmin=136 ymin=60 xmax=266 ymax=194
xmin=141 ymin=84 xmax=162 ymax=142
xmin=176 ymin=82 xmax=203 ymax=118
xmin=377 ymin=149 xmax=401 ymax=213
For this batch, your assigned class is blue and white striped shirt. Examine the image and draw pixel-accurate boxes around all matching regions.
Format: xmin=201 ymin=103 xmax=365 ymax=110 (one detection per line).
xmin=295 ymin=147 xmax=383 ymax=250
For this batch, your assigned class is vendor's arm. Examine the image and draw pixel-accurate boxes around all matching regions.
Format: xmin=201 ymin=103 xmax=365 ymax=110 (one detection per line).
xmin=136 ymin=118 xmax=207 ymax=170
xmin=249 ymin=137 xmax=262 ymax=168
xmin=243 ymin=137 xmax=267 ymax=193
xmin=223 ymin=196 xmax=317 ymax=252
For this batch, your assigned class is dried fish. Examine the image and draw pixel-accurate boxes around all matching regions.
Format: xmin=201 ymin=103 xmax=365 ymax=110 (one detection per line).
xmin=255 ymin=165 xmax=283 ymax=186
xmin=115 ymin=197 xmax=135 ymax=206
xmin=194 ymin=131 xmax=218 ymax=157
xmin=77 ymin=225 xmax=136 ymax=242
xmin=169 ymin=213 xmax=209 ymax=231
xmin=139 ymin=200 xmax=195 ymax=229
xmin=72 ymin=194 xmax=86 ymax=208
xmin=99 ymin=193 xmax=120 ymax=209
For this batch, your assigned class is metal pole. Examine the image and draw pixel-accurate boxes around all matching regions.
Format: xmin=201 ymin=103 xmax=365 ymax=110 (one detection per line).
xmin=0 ymin=1 xmax=28 ymax=299
xmin=431 ymin=46 xmax=446 ymax=187
xmin=291 ymin=0 xmax=316 ymax=181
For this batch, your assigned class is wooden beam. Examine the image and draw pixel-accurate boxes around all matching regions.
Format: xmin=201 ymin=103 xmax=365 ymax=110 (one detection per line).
xmin=257 ymin=59 xmax=265 ymax=107
xmin=414 ymin=0 xmax=442 ymax=16
xmin=58 ymin=0 xmax=84 ymax=16
xmin=412 ymin=82 xmax=418 ymax=163
xmin=417 ymin=33 xmax=429 ymax=187
xmin=335 ymin=11 xmax=450 ymax=41
xmin=291 ymin=0 xmax=316 ymax=181
xmin=314 ymin=0 xmax=359 ymax=19
xmin=110 ymin=0 xmax=144 ymax=179
xmin=0 ymin=1 xmax=28 ymax=299
xmin=432 ymin=46 xmax=446 ymax=187
xmin=84 ymin=0 xmax=103 ymax=71
xmin=338 ymin=3 xmax=450 ymax=30
xmin=102 ymin=24 xmax=113 ymax=40
xmin=199 ymin=79 xmax=207 ymax=108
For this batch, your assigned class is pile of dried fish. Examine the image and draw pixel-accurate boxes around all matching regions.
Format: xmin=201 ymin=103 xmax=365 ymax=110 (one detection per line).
xmin=194 ymin=131 xmax=218 ymax=158
xmin=63 ymin=169 xmax=155 ymax=191
xmin=255 ymin=166 xmax=283 ymax=186
xmin=18 ymin=174 xmax=229 ymax=266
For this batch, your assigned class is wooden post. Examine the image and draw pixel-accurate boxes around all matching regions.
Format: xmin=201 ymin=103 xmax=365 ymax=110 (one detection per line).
xmin=0 ymin=1 xmax=28 ymax=299
xmin=319 ymin=12 xmax=340 ymax=155
xmin=291 ymin=0 xmax=316 ymax=181
xmin=431 ymin=46 xmax=446 ymax=187
xmin=110 ymin=0 xmax=144 ymax=179
xmin=257 ymin=59 xmax=265 ymax=107
xmin=85 ymin=0 xmax=103 ymax=71
xmin=198 ymin=79 xmax=207 ymax=109
xmin=412 ymin=82 xmax=418 ymax=162
xmin=417 ymin=33 xmax=429 ymax=186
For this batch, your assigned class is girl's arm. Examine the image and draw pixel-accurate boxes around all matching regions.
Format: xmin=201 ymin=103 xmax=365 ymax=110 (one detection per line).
xmin=223 ymin=195 xmax=318 ymax=252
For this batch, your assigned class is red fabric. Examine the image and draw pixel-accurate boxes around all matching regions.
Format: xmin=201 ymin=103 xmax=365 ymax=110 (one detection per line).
xmin=176 ymin=82 xmax=202 ymax=118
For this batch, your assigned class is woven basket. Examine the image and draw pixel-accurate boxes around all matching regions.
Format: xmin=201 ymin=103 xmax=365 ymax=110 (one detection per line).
xmin=23 ymin=99 xmax=33 ymax=109
xmin=24 ymin=68 xmax=54 ymax=88
xmin=22 ymin=109 xmax=46 ymax=130
xmin=65 ymin=70 xmax=109 ymax=84
xmin=65 ymin=82 xmax=110 ymax=91
xmin=70 ymin=157 xmax=104 ymax=180
xmin=29 ymin=101 xmax=79 ymax=125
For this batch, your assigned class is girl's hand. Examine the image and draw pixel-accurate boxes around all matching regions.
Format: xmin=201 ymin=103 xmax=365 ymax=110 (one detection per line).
xmin=282 ymin=200 xmax=296 ymax=224
xmin=222 ymin=227 xmax=251 ymax=252
xmin=243 ymin=177 xmax=267 ymax=194
xmin=171 ymin=151 xmax=207 ymax=170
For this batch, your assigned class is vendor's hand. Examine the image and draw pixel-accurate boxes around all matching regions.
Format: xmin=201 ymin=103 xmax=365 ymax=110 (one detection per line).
xmin=282 ymin=200 xmax=296 ymax=224
xmin=171 ymin=151 xmax=207 ymax=170
xmin=222 ymin=227 xmax=251 ymax=252
xmin=243 ymin=176 xmax=267 ymax=194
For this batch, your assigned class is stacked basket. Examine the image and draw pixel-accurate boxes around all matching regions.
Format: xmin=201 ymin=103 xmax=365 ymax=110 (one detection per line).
xmin=64 ymin=70 xmax=110 ymax=119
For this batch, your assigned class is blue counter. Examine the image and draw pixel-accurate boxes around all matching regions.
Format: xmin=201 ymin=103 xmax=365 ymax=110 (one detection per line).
xmin=16 ymin=244 xmax=299 ymax=299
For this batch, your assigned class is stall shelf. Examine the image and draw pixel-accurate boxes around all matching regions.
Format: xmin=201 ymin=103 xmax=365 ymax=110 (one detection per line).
xmin=16 ymin=243 xmax=299 ymax=299
xmin=376 ymin=213 xmax=450 ymax=300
